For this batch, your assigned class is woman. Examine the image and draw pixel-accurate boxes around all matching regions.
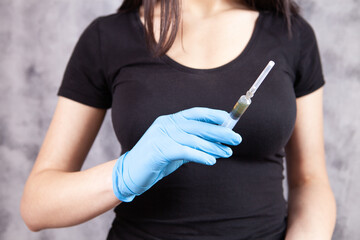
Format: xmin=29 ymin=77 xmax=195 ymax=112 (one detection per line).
xmin=21 ymin=0 xmax=336 ymax=239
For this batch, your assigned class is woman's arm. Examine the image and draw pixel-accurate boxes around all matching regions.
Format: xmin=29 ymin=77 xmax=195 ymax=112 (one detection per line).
xmin=285 ymin=88 xmax=336 ymax=239
xmin=21 ymin=97 xmax=121 ymax=232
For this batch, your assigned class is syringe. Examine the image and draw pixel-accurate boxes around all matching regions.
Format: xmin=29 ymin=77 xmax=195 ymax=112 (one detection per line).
xmin=221 ymin=60 xmax=275 ymax=129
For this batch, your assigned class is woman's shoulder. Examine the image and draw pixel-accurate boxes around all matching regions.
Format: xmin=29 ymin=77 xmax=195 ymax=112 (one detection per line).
xmin=260 ymin=11 xmax=317 ymax=38
xmin=80 ymin=10 xmax=143 ymax=55
xmin=94 ymin=10 xmax=137 ymax=33
xmin=77 ymin=10 xmax=138 ymax=43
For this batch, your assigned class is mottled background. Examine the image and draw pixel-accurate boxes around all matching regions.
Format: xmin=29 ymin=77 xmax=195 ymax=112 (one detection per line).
xmin=0 ymin=0 xmax=359 ymax=239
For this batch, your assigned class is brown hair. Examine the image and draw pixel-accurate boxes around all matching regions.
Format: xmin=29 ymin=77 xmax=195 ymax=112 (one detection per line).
xmin=118 ymin=0 xmax=299 ymax=57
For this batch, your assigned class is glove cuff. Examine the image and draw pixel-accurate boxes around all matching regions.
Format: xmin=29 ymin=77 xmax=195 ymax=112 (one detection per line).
xmin=112 ymin=151 xmax=136 ymax=202
xmin=123 ymin=156 xmax=150 ymax=195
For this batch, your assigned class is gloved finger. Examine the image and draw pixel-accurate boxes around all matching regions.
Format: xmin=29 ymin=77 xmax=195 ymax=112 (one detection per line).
xmin=177 ymin=120 xmax=242 ymax=146
xmin=169 ymin=131 xmax=233 ymax=158
xmin=176 ymin=107 xmax=229 ymax=125
xmin=167 ymin=145 xmax=217 ymax=165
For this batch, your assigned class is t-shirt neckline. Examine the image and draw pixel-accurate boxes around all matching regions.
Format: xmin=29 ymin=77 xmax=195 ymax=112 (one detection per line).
xmin=131 ymin=8 xmax=263 ymax=74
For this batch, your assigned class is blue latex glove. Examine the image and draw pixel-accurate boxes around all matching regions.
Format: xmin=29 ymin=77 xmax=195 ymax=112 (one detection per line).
xmin=112 ymin=107 xmax=242 ymax=202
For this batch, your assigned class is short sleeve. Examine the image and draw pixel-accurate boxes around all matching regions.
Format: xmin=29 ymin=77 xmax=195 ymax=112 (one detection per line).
xmin=57 ymin=18 xmax=112 ymax=109
xmin=294 ymin=18 xmax=325 ymax=98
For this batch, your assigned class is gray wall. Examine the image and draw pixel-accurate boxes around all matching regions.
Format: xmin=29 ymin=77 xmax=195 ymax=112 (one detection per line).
xmin=0 ymin=0 xmax=359 ymax=239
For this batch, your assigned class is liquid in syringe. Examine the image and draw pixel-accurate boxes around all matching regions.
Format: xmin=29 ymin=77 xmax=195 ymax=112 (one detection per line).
xmin=221 ymin=61 xmax=275 ymax=129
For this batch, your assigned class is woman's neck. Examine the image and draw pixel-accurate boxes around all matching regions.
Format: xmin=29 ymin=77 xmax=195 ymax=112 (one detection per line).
xmin=182 ymin=0 xmax=248 ymax=18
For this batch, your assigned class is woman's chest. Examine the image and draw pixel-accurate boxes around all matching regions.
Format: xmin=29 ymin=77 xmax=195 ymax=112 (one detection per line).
xmin=142 ymin=9 xmax=259 ymax=70
xmin=166 ymin=13 xmax=259 ymax=70
xmin=111 ymin=54 xmax=297 ymax=157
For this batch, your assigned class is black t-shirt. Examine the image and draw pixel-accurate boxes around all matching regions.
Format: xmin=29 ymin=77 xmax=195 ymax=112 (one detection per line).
xmin=58 ymin=8 xmax=325 ymax=240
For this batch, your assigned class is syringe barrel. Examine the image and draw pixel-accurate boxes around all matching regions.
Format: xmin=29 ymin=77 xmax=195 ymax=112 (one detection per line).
xmin=221 ymin=95 xmax=251 ymax=129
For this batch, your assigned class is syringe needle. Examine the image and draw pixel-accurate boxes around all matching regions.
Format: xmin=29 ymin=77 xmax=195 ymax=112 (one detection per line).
xmin=247 ymin=61 xmax=275 ymax=98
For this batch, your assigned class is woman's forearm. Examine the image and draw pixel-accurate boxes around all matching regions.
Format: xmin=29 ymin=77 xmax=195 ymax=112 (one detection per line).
xmin=285 ymin=180 xmax=336 ymax=240
xmin=21 ymin=159 xmax=121 ymax=231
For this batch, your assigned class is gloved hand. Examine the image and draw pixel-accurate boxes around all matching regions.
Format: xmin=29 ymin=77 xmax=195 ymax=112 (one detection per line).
xmin=112 ymin=107 xmax=242 ymax=202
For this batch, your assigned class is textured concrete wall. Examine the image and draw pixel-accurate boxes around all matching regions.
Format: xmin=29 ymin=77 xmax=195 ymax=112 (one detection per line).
xmin=0 ymin=0 xmax=359 ymax=239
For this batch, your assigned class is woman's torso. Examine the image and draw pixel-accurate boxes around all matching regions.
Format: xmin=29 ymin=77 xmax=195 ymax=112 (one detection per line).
xmin=101 ymin=7 xmax=300 ymax=239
